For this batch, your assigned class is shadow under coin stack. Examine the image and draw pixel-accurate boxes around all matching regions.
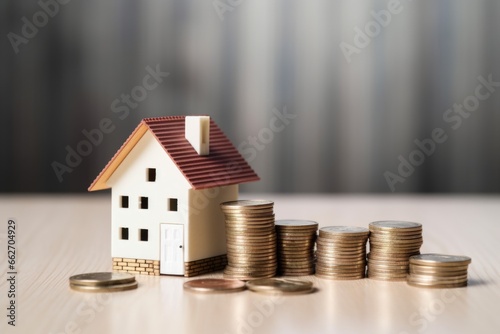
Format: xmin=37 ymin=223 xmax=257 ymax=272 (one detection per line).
xmin=275 ymin=220 xmax=318 ymax=276
xmin=220 ymin=200 xmax=277 ymax=280
xmin=367 ymin=221 xmax=423 ymax=281
xmin=407 ymin=254 xmax=471 ymax=288
xmin=315 ymin=226 xmax=369 ymax=280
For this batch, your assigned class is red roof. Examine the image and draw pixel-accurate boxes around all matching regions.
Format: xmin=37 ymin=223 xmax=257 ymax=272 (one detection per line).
xmin=88 ymin=116 xmax=259 ymax=191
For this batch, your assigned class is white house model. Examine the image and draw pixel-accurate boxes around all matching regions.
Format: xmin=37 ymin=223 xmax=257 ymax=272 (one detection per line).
xmin=88 ymin=116 xmax=259 ymax=277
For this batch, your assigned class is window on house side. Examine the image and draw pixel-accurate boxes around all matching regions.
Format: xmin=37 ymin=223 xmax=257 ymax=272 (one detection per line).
xmin=139 ymin=197 xmax=149 ymax=209
xmin=168 ymin=198 xmax=178 ymax=212
xmin=120 ymin=228 xmax=129 ymax=240
xmin=139 ymin=229 xmax=148 ymax=241
xmin=120 ymin=196 xmax=129 ymax=208
xmin=147 ymin=168 xmax=156 ymax=182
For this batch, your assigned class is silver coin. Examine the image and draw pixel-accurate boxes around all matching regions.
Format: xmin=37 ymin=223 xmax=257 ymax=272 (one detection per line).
xmin=320 ymin=226 xmax=369 ymax=235
xmin=409 ymin=254 xmax=471 ymax=266
xmin=275 ymin=220 xmax=318 ymax=227
xmin=369 ymin=221 xmax=422 ymax=230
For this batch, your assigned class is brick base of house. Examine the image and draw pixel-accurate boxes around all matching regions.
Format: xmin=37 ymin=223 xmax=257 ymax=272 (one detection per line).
xmin=184 ymin=254 xmax=227 ymax=277
xmin=112 ymin=254 xmax=227 ymax=277
xmin=113 ymin=258 xmax=160 ymax=276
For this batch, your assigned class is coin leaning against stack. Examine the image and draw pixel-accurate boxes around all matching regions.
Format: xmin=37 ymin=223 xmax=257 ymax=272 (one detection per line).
xmin=220 ymin=200 xmax=277 ymax=280
xmin=367 ymin=221 xmax=423 ymax=281
xmin=275 ymin=220 xmax=318 ymax=276
xmin=69 ymin=272 xmax=138 ymax=292
xmin=315 ymin=226 xmax=369 ymax=280
xmin=408 ymin=254 xmax=471 ymax=288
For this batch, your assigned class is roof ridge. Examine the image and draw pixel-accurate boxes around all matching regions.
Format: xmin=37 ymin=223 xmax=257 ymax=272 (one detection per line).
xmin=143 ymin=116 xmax=185 ymax=123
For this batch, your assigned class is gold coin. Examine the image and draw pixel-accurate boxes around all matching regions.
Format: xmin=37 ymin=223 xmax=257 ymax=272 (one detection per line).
xmin=368 ymin=275 xmax=407 ymax=281
xmin=407 ymin=274 xmax=468 ymax=283
xmin=69 ymin=272 xmax=136 ymax=287
xmin=367 ymin=259 xmax=409 ymax=266
xmin=223 ymin=272 xmax=275 ymax=281
xmin=221 ymin=199 xmax=274 ymax=209
xmin=70 ymin=281 xmax=138 ymax=292
xmin=409 ymin=266 xmax=469 ymax=275
xmin=368 ymin=252 xmax=420 ymax=260
xmin=407 ymin=281 xmax=467 ymax=288
xmin=315 ymin=273 xmax=365 ymax=280
xmin=369 ymin=221 xmax=422 ymax=232
xmin=183 ymin=278 xmax=246 ymax=293
xmin=246 ymin=278 xmax=313 ymax=294
xmin=409 ymin=254 xmax=471 ymax=267
xmin=369 ymin=233 xmax=423 ymax=240
xmin=275 ymin=220 xmax=318 ymax=228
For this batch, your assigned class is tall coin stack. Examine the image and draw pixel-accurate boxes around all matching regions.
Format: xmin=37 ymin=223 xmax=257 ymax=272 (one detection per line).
xmin=407 ymin=254 xmax=471 ymax=288
xmin=220 ymin=200 xmax=277 ymax=280
xmin=367 ymin=221 xmax=423 ymax=281
xmin=315 ymin=226 xmax=369 ymax=280
xmin=275 ymin=220 xmax=318 ymax=276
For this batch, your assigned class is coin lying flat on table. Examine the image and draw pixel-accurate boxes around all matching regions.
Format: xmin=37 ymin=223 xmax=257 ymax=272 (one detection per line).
xmin=70 ymin=281 xmax=138 ymax=293
xmin=246 ymin=278 xmax=314 ymax=294
xmin=183 ymin=278 xmax=246 ymax=293
xmin=69 ymin=272 xmax=136 ymax=286
xmin=69 ymin=272 xmax=138 ymax=292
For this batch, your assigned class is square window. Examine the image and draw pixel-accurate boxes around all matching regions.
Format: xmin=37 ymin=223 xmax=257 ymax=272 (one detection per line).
xmin=147 ymin=168 xmax=156 ymax=182
xmin=120 ymin=196 xmax=129 ymax=208
xmin=168 ymin=198 xmax=178 ymax=212
xmin=139 ymin=196 xmax=149 ymax=209
xmin=120 ymin=227 xmax=129 ymax=240
xmin=139 ymin=229 xmax=148 ymax=241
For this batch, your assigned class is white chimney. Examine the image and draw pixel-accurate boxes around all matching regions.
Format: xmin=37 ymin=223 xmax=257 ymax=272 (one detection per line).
xmin=185 ymin=116 xmax=210 ymax=155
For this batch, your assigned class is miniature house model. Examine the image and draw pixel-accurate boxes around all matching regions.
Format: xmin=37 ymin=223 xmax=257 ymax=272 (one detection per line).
xmin=88 ymin=116 xmax=259 ymax=277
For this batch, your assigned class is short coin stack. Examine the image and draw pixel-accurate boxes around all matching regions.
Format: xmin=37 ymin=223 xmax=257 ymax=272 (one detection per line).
xmin=220 ymin=200 xmax=277 ymax=280
xmin=275 ymin=220 xmax=318 ymax=276
xmin=367 ymin=221 xmax=423 ymax=281
xmin=69 ymin=272 xmax=138 ymax=292
xmin=315 ymin=226 xmax=369 ymax=280
xmin=407 ymin=254 xmax=471 ymax=288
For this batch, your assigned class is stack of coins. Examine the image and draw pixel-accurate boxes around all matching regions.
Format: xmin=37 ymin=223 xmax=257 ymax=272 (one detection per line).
xmin=367 ymin=221 xmax=423 ymax=281
xmin=69 ymin=272 xmax=138 ymax=292
xmin=408 ymin=254 xmax=471 ymax=288
xmin=220 ymin=200 xmax=277 ymax=280
xmin=315 ymin=226 xmax=369 ymax=280
xmin=275 ymin=220 xmax=318 ymax=276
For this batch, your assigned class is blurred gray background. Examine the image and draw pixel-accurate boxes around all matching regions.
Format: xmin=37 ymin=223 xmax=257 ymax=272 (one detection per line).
xmin=1 ymin=0 xmax=500 ymax=193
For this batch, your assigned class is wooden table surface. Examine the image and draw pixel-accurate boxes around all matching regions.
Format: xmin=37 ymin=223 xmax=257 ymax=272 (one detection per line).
xmin=1 ymin=194 xmax=499 ymax=334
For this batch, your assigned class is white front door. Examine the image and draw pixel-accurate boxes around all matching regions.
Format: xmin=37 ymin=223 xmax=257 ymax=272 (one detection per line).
xmin=160 ymin=224 xmax=184 ymax=275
